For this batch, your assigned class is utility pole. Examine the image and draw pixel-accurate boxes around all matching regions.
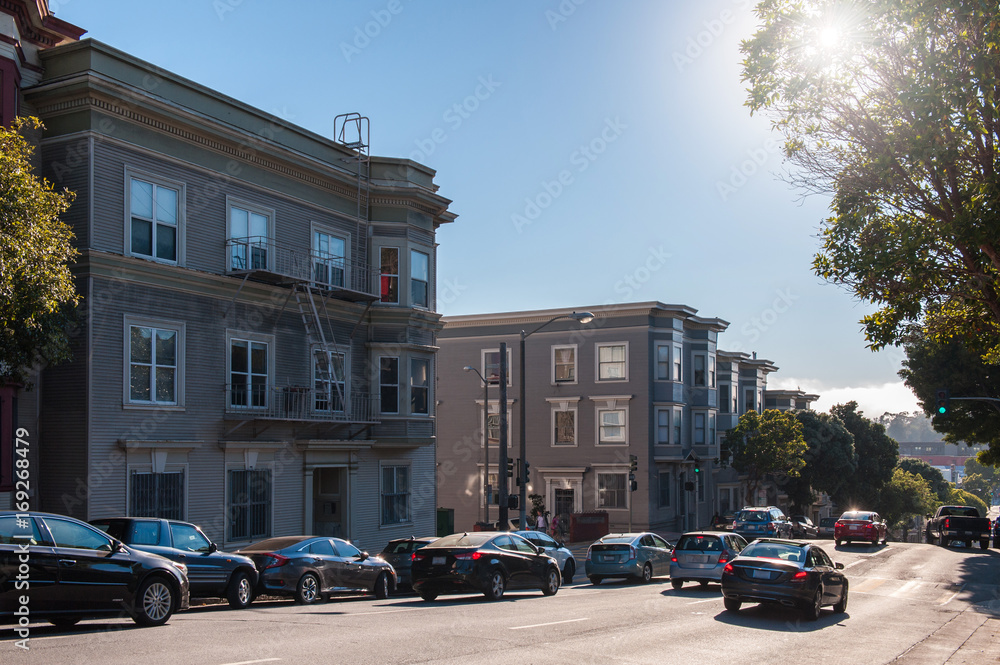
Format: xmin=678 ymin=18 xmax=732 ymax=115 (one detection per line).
xmin=497 ymin=342 xmax=509 ymax=530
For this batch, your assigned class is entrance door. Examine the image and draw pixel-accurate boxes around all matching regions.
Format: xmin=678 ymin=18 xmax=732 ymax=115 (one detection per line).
xmin=554 ymin=488 xmax=574 ymax=516
xmin=313 ymin=467 xmax=343 ymax=538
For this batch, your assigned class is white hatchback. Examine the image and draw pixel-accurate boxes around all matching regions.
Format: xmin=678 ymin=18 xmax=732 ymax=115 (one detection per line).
xmin=513 ymin=530 xmax=577 ymax=583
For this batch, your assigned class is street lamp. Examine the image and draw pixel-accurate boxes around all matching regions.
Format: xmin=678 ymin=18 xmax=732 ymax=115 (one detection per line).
xmin=519 ymin=311 xmax=594 ymax=528
xmin=463 ymin=365 xmax=490 ymax=524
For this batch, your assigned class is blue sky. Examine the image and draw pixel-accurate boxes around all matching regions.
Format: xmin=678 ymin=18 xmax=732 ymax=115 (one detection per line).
xmin=53 ymin=0 xmax=921 ymax=418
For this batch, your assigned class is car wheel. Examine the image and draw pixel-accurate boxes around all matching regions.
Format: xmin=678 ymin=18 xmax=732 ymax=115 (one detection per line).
xmin=981 ymin=539 xmax=990 ymax=550
xmin=804 ymin=588 xmax=823 ymax=621
xmin=589 ymin=576 xmax=603 ymax=586
xmin=374 ymin=572 xmax=390 ymax=600
xmin=845 ymin=540 xmax=852 ymax=545
xmin=542 ymin=567 xmax=560 ymax=596
xmin=835 ymin=539 xmax=841 ymax=546
xmin=926 ymin=531 xmax=936 ymax=544
xmin=699 ymin=580 xmax=709 ymax=588
xmin=562 ymin=559 xmax=575 ymax=584
xmin=671 ymin=579 xmax=683 ymax=590
xmin=226 ymin=571 xmax=253 ymax=609
xmin=419 ymin=591 xmax=438 ymax=602
xmin=723 ymin=597 xmax=741 ymax=612
xmin=941 ymin=537 xmax=951 ymax=547
xmin=295 ymin=573 xmax=320 ymax=604
xmin=133 ymin=576 xmax=175 ymax=626
xmin=48 ymin=616 xmax=81 ymax=629
xmin=484 ymin=570 xmax=506 ymax=601
xmin=641 ymin=563 xmax=653 ymax=584
xmin=833 ymin=582 xmax=849 ymax=613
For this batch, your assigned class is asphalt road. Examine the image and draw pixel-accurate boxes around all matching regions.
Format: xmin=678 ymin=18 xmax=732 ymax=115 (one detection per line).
xmin=3 ymin=540 xmax=998 ymax=665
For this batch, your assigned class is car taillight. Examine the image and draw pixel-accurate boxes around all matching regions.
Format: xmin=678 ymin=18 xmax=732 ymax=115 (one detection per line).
xmin=835 ymin=521 xmax=843 ymax=529
xmin=723 ymin=563 xmax=734 ymax=575
xmin=671 ymin=555 xmax=678 ymax=562
xmin=628 ymin=546 xmax=636 ymax=561
xmin=718 ymin=551 xmax=731 ymax=564
xmin=944 ymin=517 xmax=950 ymax=530
xmin=411 ymin=553 xmax=425 ymax=562
xmin=585 ymin=548 xmax=592 ymax=561
xmin=454 ymin=552 xmax=482 ymax=561
xmin=262 ymin=553 xmax=289 ymax=570
xmin=792 ymin=570 xmax=808 ymax=580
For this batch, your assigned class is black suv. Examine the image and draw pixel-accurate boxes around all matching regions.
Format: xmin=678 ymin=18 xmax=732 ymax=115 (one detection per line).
xmin=91 ymin=517 xmax=258 ymax=609
xmin=1 ymin=511 xmax=189 ymax=628
xmin=733 ymin=506 xmax=793 ymax=541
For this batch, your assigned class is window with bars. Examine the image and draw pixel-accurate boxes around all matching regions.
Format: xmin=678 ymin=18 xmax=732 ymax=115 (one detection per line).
xmin=381 ymin=465 xmax=410 ymax=525
xmin=597 ymin=472 xmax=627 ymax=509
xmin=228 ymin=469 xmax=271 ymax=541
xmin=130 ymin=470 xmax=184 ymax=520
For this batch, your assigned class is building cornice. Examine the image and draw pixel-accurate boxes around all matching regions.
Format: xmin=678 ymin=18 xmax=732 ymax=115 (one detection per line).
xmin=0 ymin=0 xmax=84 ymax=48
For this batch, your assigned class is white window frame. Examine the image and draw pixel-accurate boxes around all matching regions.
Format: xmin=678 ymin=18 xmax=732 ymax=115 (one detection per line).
xmin=123 ymin=315 xmax=185 ymax=407
xmin=694 ymin=411 xmax=706 ymax=445
xmin=410 ymin=356 xmax=432 ymax=416
xmin=708 ymin=354 xmax=716 ymax=388
xmin=654 ymin=343 xmax=671 ymax=381
xmin=673 ymin=344 xmax=683 ymax=382
xmin=410 ymin=248 xmax=431 ymax=309
xmin=227 ymin=197 xmax=274 ymax=272
xmin=379 ymin=246 xmax=400 ymax=304
xmin=482 ymin=348 xmax=512 ymax=386
xmin=693 ymin=353 xmax=708 ymax=387
xmin=380 ymin=462 xmax=411 ymax=526
xmin=597 ymin=407 xmax=628 ymax=445
xmin=719 ymin=384 xmax=731 ymax=414
xmin=655 ymin=407 xmax=671 ymax=444
xmin=549 ymin=399 xmax=579 ymax=447
xmin=312 ymin=348 xmax=347 ymax=413
xmin=673 ymin=406 xmax=683 ymax=445
xmin=126 ymin=169 xmax=184 ymax=265
xmin=595 ymin=342 xmax=628 ymax=382
xmin=379 ymin=356 xmax=399 ymax=415
xmin=596 ymin=471 xmax=629 ymax=510
xmin=311 ymin=223 xmax=350 ymax=290
xmin=226 ymin=330 xmax=274 ymax=410
xmin=551 ymin=344 xmax=578 ymax=385
xmin=479 ymin=406 xmax=512 ymax=449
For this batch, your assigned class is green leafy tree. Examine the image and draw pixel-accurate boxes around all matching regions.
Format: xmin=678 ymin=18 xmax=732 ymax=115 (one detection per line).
xmin=946 ymin=487 xmax=988 ymax=516
xmin=960 ymin=473 xmax=995 ymax=506
xmin=899 ymin=332 xmax=1000 ymax=465
xmin=830 ymin=402 xmax=899 ymax=507
xmin=742 ymin=1 xmax=1000 ymax=357
xmin=721 ymin=409 xmax=808 ymax=506
xmin=877 ymin=468 xmax=938 ymax=529
xmin=877 ymin=411 xmax=940 ymax=443
xmin=779 ymin=410 xmax=857 ymax=512
xmin=897 ymin=457 xmax=950 ymax=503
xmin=0 ymin=117 xmax=78 ymax=387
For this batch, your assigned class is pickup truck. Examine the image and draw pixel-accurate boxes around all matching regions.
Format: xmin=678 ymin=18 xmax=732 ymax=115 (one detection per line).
xmin=924 ymin=506 xmax=992 ymax=549
xmin=91 ymin=517 xmax=259 ymax=608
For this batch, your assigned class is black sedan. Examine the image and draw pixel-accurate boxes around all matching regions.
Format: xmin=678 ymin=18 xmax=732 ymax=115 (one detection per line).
xmin=1 ymin=511 xmax=190 ymax=628
xmin=237 ymin=536 xmax=395 ymax=604
xmin=720 ymin=538 xmax=848 ymax=620
xmin=410 ymin=532 xmax=561 ymax=601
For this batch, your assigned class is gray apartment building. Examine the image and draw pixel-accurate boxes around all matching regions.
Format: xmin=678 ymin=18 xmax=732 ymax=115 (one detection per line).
xmin=436 ymin=302 xmax=779 ymax=535
xmin=1 ymin=2 xmax=456 ymax=553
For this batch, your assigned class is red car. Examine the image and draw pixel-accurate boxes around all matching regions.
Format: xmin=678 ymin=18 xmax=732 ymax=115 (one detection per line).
xmin=835 ymin=510 xmax=887 ymax=546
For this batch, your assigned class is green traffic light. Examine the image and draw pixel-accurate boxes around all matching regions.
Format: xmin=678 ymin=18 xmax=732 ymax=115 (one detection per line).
xmin=938 ymin=406 xmax=947 ymax=414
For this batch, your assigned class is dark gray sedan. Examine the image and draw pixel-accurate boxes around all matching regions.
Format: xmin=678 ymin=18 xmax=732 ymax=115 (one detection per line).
xmin=380 ymin=536 xmax=438 ymax=587
xmin=237 ymin=536 xmax=395 ymax=604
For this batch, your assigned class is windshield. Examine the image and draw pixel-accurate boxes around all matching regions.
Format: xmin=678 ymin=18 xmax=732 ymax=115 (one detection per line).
xmin=430 ymin=533 xmax=494 ymax=548
xmin=840 ymin=512 xmax=873 ymax=521
xmin=736 ymin=511 xmax=767 ymax=522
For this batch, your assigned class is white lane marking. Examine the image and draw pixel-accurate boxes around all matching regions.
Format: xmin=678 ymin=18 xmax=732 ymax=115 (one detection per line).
xmin=844 ymin=546 xmax=892 ymax=568
xmin=891 ymin=580 xmax=922 ymax=597
xmin=510 ymin=617 xmax=589 ymax=630
xmin=685 ymin=597 xmax=722 ymax=605
xmin=937 ymin=584 xmax=966 ymax=606
xmin=218 ymin=660 xmax=282 ymax=665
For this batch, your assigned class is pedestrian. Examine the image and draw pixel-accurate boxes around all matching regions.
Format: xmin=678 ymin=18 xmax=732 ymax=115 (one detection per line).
xmin=536 ymin=511 xmax=548 ymax=532
xmin=550 ymin=514 xmax=559 ymax=539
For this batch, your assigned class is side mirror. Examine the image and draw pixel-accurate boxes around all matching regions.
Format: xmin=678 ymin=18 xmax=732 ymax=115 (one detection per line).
xmin=835 ymin=562 xmax=844 ymax=570
xmin=110 ymin=539 xmax=126 ymax=554
xmin=358 ymin=551 xmax=369 ymax=561
xmin=535 ymin=545 xmax=545 ymax=555
xmin=208 ymin=542 xmax=218 ymax=554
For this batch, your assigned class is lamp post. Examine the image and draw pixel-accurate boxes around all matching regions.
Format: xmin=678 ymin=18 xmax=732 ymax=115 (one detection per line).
xmin=463 ymin=365 xmax=490 ymax=524
xmin=518 ymin=311 xmax=594 ymax=529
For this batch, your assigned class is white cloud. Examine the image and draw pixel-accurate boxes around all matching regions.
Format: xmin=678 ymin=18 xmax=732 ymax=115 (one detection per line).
xmin=770 ymin=378 xmax=922 ymax=419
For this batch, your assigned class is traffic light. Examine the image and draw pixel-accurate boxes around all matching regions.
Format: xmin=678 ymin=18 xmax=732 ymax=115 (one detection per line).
xmin=629 ymin=454 xmax=638 ymax=472
xmin=507 ymin=458 xmax=514 ymax=477
xmin=935 ymin=388 xmax=950 ymax=415
xmin=630 ymin=479 xmax=638 ymax=492
xmin=694 ymin=462 xmax=701 ymax=474
xmin=507 ymin=495 xmax=519 ymax=510
xmin=523 ymin=460 xmax=530 ymax=485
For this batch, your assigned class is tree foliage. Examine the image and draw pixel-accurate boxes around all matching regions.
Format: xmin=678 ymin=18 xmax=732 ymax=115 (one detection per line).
xmin=0 ymin=117 xmax=78 ymax=387
xmin=897 ymin=457 xmax=951 ymax=502
xmin=829 ymin=402 xmax=899 ymax=506
xmin=899 ymin=331 xmax=1000 ymax=464
xmin=877 ymin=411 xmax=940 ymax=443
xmin=721 ymin=409 xmax=808 ymax=506
xmin=877 ymin=467 xmax=938 ymax=529
xmin=742 ymin=1 xmax=1000 ymax=357
xmin=946 ymin=486 xmax=988 ymax=515
xmin=779 ymin=410 xmax=857 ymax=512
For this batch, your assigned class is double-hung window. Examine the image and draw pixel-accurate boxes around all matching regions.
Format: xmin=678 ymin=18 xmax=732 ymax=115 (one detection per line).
xmin=673 ymin=407 xmax=683 ymax=445
xmin=410 ymin=249 xmax=429 ymax=308
xmin=313 ymin=230 xmax=346 ymax=288
xmin=230 ymin=338 xmax=268 ymax=408
xmin=694 ymin=354 xmax=707 ymax=386
xmin=228 ymin=202 xmax=271 ymax=271
xmin=314 ymin=350 xmax=346 ymax=412
xmin=709 ymin=412 xmax=717 ymax=447
xmin=597 ymin=473 xmax=627 ymax=509
xmin=410 ymin=357 xmax=430 ymax=415
xmin=655 ymin=408 xmax=670 ymax=444
xmin=379 ymin=357 xmax=399 ymax=414
xmin=129 ymin=176 xmax=179 ymax=263
xmin=128 ymin=324 xmax=179 ymax=404
xmin=694 ymin=412 xmax=706 ymax=444
xmin=597 ymin=343 xmax=627 ymax=381
xmin=483 ymin=348 xmax=511 ymax=386
xmin=551 ymin=402 xmax=577 ymax=446
xmin=380 ymin=247 xmax=399 ymax=303
xmin=598 ymin=408 xmax=626 ymax=444
xmin=720 ymin=385 xmax=731 ymax=413
xmin=673 ymin=344 xmax=682 ymax=381
xmin=655 ymin=344 xmax=670 ymax=381
xmin=381 ymin=465 xmax=410 ymax=525
xmin=552 ymin=345 xmax=576 ymax=383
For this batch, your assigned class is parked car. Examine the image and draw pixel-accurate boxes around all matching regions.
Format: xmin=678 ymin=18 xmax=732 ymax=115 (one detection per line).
xmin=710 ymin=513 xmax=736 ymax=531
xmin=720 ymin=538 xmax=848 ymax=621
xmin=835 ymin=510 xmax=887 ymax=546
xmin=790 ymin=515 xmax=819 ymax=539
xmin=732 ymin=506 xmax=793 ymax=541
xmin=379 ymin=536 xmax=438 ymax=588
xmin=237 ymin=536 xmax=395 ymax=604
xmin=91 ymin=517 xmax=258 ymax=609
xmin=1 ymin=511 xmax=189 ymax=628
xmin=513 ymin=530 xmax=577 ymax=583
xmin=669 ymin=531 xmax=748 ymax=589
xmin=410 ymin=531 xmax=561 ymax=601
xmin=817 ymin=517 xmax=838 ymax=539
xmin=924 ymin=505 xmax=992 ymax=549
xmin=585 ymin=532 xmax=674 ymax=585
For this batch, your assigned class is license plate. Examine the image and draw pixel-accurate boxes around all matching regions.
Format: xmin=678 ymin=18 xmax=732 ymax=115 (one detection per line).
xmin=602 ymin=555 xmax=615 ymax=562
xmin=752 ymin=569 xmax=770 ymax=579
xmin=747 ymin=525 xmax=757 ymax=531
xmin=691 ymin=555 xmax=708 ymax=564
xmin=850 ymin=525 xmax=858 ymax=530
xmin=433 ymin=557 xmax=445 ymax=565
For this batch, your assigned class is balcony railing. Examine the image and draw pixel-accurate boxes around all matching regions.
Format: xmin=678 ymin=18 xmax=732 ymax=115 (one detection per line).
xmin=224 ymin=385 xmax=378 ymax=423
xmin=226 ymin=236 xmax=380 ymax=300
